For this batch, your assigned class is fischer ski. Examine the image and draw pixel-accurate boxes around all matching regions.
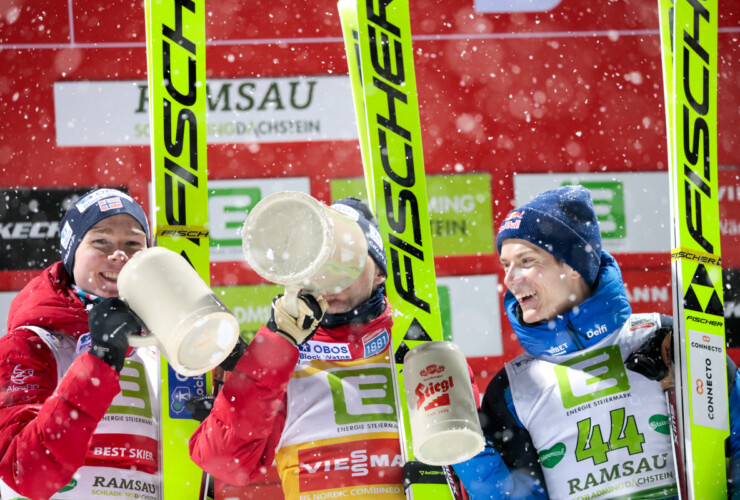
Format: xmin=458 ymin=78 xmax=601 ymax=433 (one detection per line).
xmin=144 ymin=0 xmax=212 ymax=498
xmin=657 ymin=0 xmax=729 ymax=497
xmin=338 ymin=1 xmax=458 ymax=498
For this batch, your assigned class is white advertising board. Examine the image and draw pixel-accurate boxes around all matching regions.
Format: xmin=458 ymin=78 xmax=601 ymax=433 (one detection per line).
xmin=512 ymin=172 xmax=671 ymax=253
xmin=55 ymin=76 xmax=357 ymax=146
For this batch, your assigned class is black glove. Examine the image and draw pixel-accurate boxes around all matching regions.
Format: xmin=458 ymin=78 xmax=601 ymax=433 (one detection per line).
xmin=219 ymin=336 xmax=248 ymax=372
xmin=185 ymin=394 xmax=215 ymax=422
xmin=266 ymin=294 xmax=327 ymax=346
xmin=88 ymin=297 xmax=141 ymax=372
xmin=625 ymin=325 xmax=673 ymax=381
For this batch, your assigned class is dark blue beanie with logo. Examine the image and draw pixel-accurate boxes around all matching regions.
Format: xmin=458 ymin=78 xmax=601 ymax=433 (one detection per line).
xmin=496 ymin=185 xmax=602 ymax=285
xmin=331 ymin=197 xmax=387 ymax=277
xmin=60 ymin=188 xmax=150 ymax=277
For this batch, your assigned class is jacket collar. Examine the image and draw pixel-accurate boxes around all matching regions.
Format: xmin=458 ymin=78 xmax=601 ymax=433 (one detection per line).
xmin=504 ymin=251 xmax=632 ymax=358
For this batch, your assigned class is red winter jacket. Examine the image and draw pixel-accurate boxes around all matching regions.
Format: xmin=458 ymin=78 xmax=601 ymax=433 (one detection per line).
xmin=189 ymin=305 xmax=396 ymax=487
xmin=0 ymin=262 xmax=121 ymax=500
xmin=189 ymin=303 xmax=480 ymax=492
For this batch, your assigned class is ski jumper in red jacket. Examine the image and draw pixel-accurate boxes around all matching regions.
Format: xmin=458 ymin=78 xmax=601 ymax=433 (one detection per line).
xmin=190 ymin=296 xmax=407 ymax=499
xmin=191 ymin=196 xmax=407 ymax=499
xmin=0 ymin=189 xmax=159 ymax=500
xmin=0 ymin=262 xmax=161 ymax=500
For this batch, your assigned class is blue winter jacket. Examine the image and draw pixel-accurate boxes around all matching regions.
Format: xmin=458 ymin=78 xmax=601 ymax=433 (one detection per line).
xmin=453 ymin=251 xmax=740 ymax=499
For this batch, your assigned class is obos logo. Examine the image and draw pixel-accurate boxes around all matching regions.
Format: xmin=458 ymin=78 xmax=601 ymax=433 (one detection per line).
xmin=298 ymin=340 xmax=351 ymax=361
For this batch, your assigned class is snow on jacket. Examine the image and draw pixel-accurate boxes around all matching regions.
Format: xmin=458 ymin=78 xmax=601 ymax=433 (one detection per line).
xmin=0 ymin=262 xmax=161 ymax=500
xmin=453 ymin=251 xmax=740 ymax=499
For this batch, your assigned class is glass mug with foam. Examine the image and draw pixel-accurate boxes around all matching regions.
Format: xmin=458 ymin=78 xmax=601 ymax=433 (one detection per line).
xmin=241 ymin=191 xmax=368 ymax=315
xmin=117 ymin=246 xmax=241 ymax=377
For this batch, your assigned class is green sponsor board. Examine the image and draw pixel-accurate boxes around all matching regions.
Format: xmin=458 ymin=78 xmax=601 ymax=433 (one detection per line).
xmin=437 ymin=285 xmax=453 ymax=343
xmin=331 ymin=174 xmax=494 ymax=256
xmin=562 ymin=180 xmax=626 ymax=239
xmin=512 ymin=173 xmax=671 ymax=254
xmin=208 ymin=186 xmax=260 ymax=248
xmin=212 ymin=284 xmax=283 ymax=342
xmin=207 ymin=178 xmax=311 ymax=261
xmin=214 ymin=283 xmax=453 ymax=344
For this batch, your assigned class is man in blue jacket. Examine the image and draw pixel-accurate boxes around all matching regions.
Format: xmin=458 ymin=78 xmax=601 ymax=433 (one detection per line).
xmin=453 ymin=185 xmax=740 ymax=499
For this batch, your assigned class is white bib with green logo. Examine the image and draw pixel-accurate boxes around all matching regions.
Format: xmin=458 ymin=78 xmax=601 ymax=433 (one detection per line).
xmin=506 ymin=313 xmax=677 ymax=499
xmin=274 ymin=348 xmax=405 ymax=499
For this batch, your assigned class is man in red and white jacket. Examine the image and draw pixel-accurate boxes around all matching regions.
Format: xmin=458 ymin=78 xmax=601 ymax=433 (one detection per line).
xmin=0 ymin=189 xmax=161 ymax=500
xmin=190 ymin=197 xmax=478 ymax=499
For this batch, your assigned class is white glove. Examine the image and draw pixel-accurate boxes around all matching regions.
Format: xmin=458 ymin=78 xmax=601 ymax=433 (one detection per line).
xmin=267 ymin=294 xmax=327 ymax=346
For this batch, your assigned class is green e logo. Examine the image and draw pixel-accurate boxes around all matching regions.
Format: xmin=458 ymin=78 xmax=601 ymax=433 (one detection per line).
xmin=108 ymin=359 xmax=153 ymax=418
xmin=563 ymin=181 xmax=626 ymax=239
xmin=556 ymin=345 xmax=631 ymax=409
xmin=328 ymin=367 xmax=397 ymax=425
xmin=208 ymin=187 xmax=261 ymax=248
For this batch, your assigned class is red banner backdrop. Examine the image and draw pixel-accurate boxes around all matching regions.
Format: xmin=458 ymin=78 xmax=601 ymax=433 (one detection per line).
xmin=2 ymin=1 xmax=739 ymax=497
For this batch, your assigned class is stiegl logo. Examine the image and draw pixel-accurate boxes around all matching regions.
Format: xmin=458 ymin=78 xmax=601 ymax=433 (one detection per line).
xmin=415 ymin=375 xmax=454 ymax=411
xmin=419 ymin=364 xmax=444 ymax=376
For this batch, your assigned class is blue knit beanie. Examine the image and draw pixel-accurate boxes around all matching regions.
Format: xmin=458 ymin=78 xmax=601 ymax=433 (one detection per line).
xmin=60 ymin=188 xmax=150 ymax=276
xmin=496 ymin=185 xmax=602 ymax=285
xmin=331 ymin=197 xmax=387 ymax=277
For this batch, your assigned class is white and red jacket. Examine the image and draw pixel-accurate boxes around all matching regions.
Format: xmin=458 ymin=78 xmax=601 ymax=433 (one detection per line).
xmin=0 ymin=262 xmax=161 ymax=500
xmin=190 ymin=304 xmax=412 ymax=499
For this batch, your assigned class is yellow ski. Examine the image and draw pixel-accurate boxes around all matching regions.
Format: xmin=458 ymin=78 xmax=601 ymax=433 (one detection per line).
xmin=339 ymin=0 xmax=457 ymax=498
xmin=658 ymin=0 xmax=729 ymax=497
xmin=144 ymin=0 xmax=212 ymax=498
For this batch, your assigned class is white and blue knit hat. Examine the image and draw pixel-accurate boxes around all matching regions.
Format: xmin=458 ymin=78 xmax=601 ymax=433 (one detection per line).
xmin=331 ymin=197 xmax=387 ymax=276
xmin=60 ymin=188 xmax=150 ymax=276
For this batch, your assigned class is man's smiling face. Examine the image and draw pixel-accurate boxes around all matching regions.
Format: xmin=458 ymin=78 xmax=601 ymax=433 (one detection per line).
xmin=72 ymin=214 xmax=148 ymax=298
xmin=500 ymin=239 xmax=589 ymax=324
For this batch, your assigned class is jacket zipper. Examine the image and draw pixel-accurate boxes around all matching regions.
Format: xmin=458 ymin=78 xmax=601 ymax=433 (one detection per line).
xmin=566 ymin=320 xmax=585 ymax=350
